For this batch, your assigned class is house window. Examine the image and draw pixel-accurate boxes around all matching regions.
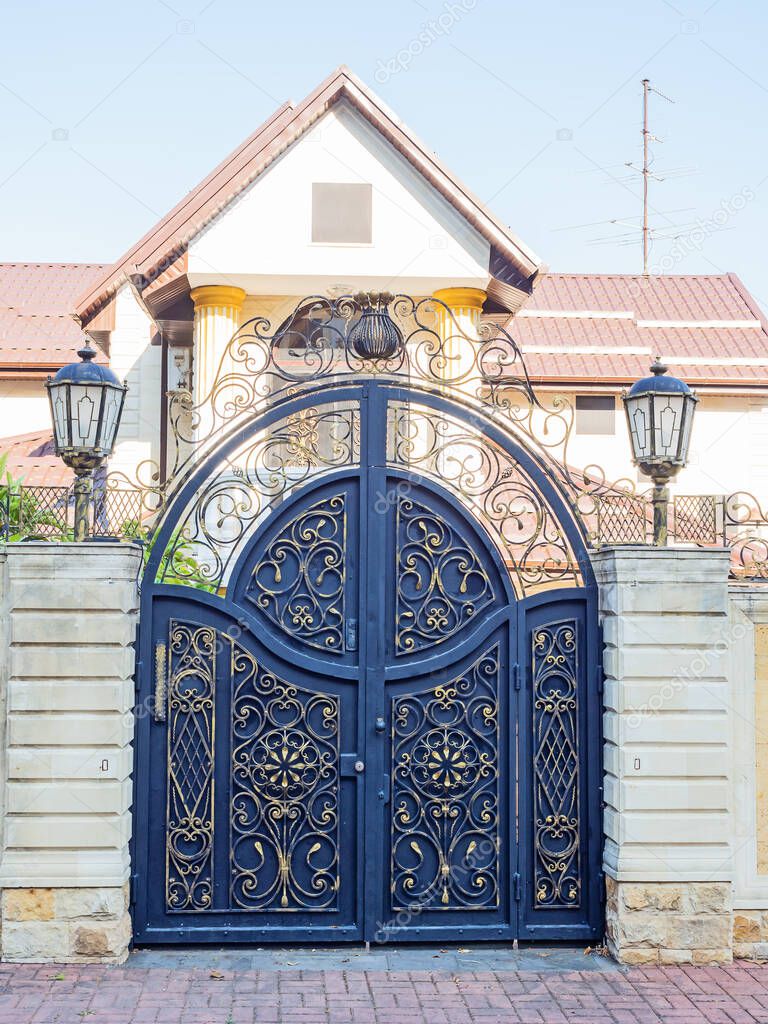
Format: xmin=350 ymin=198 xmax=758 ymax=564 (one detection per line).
xmin=311 ymin=183 xmax=372 ymax=244
xmin=575 ymin=395 xmax=616 ymax=435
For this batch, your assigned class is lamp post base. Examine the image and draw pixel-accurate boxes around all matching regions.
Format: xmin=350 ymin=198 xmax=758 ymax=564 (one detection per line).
xmin=652 ymin=481 xmax=670 ymax=546
xmin=73 ymin=472 xmax=93 ymax=543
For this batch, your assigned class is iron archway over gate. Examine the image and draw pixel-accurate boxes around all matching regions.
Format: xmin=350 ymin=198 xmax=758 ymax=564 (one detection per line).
xmin=129 ymin=295 xmax=603 ymax=944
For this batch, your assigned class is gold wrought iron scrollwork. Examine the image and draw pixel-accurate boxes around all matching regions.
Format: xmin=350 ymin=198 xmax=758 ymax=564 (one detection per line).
xmin=532 ymin=620 xmax=581 ymax=909
xmin=166 ymin=621 xmax=216 ymax=912
xmin=389 ymin=402 xmax=582 ymax=595
xmin=248 ymin=493 xmax=346 ymax=652
xmin=396 ymin=496 xmax=494 ymax=654
xmin=155 ymin=403 xmax=359 ymax=593
xmin=390 ymin=645 xmax=500 ymax=911
xmin=230 ymin=644 xmax=339 ymax=911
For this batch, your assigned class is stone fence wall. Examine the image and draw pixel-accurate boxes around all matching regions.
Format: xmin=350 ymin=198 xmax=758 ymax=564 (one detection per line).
xmin=0 ymin=540 xmax=765 ymax=964
xmin=727 ymin=584 xmax=768 ymax=959
xmin=0 ymin=543 xmax=141 ymax=963
xmin=593 ymin=547 xmax=734 ymax=965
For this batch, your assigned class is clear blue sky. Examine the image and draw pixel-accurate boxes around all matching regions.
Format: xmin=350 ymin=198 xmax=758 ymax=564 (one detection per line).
xmin=2 ymin=0 xmax=766 ymax=303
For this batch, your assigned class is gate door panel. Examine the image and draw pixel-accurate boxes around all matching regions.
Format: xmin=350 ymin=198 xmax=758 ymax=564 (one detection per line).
xmin=367 ymin=476 xmax=517 ymax=941
xmin=134 ymin=384 xmax=602 ymax=944
xmin=381 ymin=629 xmax=513 ymax=940
xmin=518 ymin=592 xmax=602 ymax=941
xmin=140 ymin=599 xmax=363 ymax=942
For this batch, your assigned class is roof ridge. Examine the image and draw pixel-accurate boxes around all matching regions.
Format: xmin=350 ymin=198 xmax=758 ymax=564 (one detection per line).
xmin=74 ymin=65 xmax=541 ymax=321
xmin=0 ymin=262 xmax=110 ymax=269
xmin=540 ymin=271 xmax=731 ymax=280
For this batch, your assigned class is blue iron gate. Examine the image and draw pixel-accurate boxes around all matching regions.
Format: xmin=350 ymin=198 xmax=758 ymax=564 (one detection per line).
xmin=133 ymin=381 xmax=602 ymax=944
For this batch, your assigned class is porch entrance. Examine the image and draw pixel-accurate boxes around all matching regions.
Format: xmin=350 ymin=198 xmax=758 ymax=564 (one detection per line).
xmin=133 ymin=379 xmax=602 ymax=945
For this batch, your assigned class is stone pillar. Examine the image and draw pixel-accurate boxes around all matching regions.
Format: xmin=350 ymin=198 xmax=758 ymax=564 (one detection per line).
xmin=593 ymin=546 xmax=734 ymax=965
xmin=190 ymin=284 xmax=246 ymax=408
xmin=0 ymin=542 xmax=141 ymax=963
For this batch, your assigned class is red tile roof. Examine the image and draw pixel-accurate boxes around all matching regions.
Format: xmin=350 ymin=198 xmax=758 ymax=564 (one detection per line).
xmin=0 ymin=429 xmax=73 ymax=487
xmin=502 ymin=272 xmax=768 ymax=387
xmin=521 ymin=272 xmax=757 ymax=321
xmin=0 ymin=263 xmax=108 ymax=372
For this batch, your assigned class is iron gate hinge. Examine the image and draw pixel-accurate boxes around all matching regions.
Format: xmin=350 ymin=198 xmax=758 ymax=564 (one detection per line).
xmin=129 ymin=873 xmax=139 ymax=908
xmin=513 ymin=663 xmax=521 ymax=691
xmin=513 ymin=872 xmax=521 ymax=901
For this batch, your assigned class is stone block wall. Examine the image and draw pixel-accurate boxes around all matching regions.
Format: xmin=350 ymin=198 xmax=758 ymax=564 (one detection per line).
xmin=728 ymin=586 xmax=768 ymax=962
xmin=593 ymin=546 xmax=734 ymax=965
xmin=0 ymin=543 xmax=141 ymax=963
xmin=605 ymin=879 xmax=732 ymax=964
xmin=2 ymin=885 xmax=130 ymax=963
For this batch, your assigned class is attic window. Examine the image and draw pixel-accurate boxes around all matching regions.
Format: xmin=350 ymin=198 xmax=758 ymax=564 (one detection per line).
xmin=312 ymin=183 xmax=372 ymax=244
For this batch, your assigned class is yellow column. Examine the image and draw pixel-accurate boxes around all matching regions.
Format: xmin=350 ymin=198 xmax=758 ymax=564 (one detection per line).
xmin=415 ymin=288 xmax=488 ymax=482
xmin=190 ymin=285 xmax=246 ymax=407
xmin=432 ymin=287 xmax=487 ymax=382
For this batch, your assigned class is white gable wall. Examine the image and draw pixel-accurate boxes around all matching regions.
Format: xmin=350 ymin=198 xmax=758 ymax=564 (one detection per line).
xmin=188 ymin=101 xmax=491 ymax=296
xmin=108 ymin=284 xmax=162 ymax=483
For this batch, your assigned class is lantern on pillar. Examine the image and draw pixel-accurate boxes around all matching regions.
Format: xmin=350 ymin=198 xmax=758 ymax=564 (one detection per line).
xmin=622 ymin=358 xmax=698 ymax=545
xmin=46 ymin=343 xmax=127 ymax=541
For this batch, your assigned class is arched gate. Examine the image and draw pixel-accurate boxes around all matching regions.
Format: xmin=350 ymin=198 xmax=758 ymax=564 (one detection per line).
xmin=130 ymin=297 xmax=603 ymax=944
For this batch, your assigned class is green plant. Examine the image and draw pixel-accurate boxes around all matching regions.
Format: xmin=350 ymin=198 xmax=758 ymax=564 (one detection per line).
xmin=148 ymin=525 xmax=218 ymax=593
xmin=0 ymin=453 xmax=70 ymax=542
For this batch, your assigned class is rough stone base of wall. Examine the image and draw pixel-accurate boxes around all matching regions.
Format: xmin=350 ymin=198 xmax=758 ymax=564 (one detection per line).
xmin=1 ymin=885 xmax=130 ymax=964
xmin=605 ymin=878 xmax=733 ymax=965
xmin=733 ymin=912 xmax=768 ymax=960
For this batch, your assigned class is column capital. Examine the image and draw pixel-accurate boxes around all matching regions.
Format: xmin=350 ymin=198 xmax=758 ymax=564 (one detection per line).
xmin=190 ymin=284 xmax=246 ymax=311
xmin=432 ymin=287 xmax=487 ymax=312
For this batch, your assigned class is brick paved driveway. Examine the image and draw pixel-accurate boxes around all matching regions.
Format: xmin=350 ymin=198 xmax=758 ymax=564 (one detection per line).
xmin=1 ymin=951 xmax=768 ymax=1023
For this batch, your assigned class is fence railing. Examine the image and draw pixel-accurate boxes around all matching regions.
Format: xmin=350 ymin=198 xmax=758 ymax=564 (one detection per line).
xmin=3 ymin=482 xmax=768 ymax=582
xmin=591 ymin=491 xmax=768 ymax=580
xmin=0 ymin=484 xmax=145 ymax=542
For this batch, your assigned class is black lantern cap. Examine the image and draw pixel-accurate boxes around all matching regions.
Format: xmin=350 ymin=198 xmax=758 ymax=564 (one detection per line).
xmin=50 ymin=343 xmax=124 ymax=387
xmin=626 ymin=357 xmax=696 ymax=400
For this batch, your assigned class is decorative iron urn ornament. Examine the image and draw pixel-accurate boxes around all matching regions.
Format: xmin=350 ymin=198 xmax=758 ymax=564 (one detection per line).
xmin=46 ymin=342 xmax=128 ymax=541
xmin=348 ymin=291 xmax=403 ymax=360
xmin=622 ymin=357 xmax=698 ymax=544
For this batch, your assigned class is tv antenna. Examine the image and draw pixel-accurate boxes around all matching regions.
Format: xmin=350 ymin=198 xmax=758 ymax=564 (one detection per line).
xmin=554 ymin=81 xmax=697 ymax=263
xmin=631 ymin=79 xmax=675 ymax=274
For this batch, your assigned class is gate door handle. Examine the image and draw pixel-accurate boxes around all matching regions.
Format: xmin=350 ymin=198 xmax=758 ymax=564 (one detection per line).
xmin=374 ymin=716 xmax=386 ymax=733
xmin=153 ymin=641 xmax=167 ymax=723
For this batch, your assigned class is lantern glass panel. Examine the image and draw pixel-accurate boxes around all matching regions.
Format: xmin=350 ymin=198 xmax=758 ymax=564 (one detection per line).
xmin=628 ymin=394 xmax=652 ymax=460
xmin=69 ymin=385 xmax=100 ymax=448
xmin=100 ymin=386 xmax=124 ymax=452
xmin=49 ymin=382 xmax=70 ymax=449
xmin=653 ymin=393 xmax=684 ymax=459
xmin=679 ymin=396 xmax=694 ymax=464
